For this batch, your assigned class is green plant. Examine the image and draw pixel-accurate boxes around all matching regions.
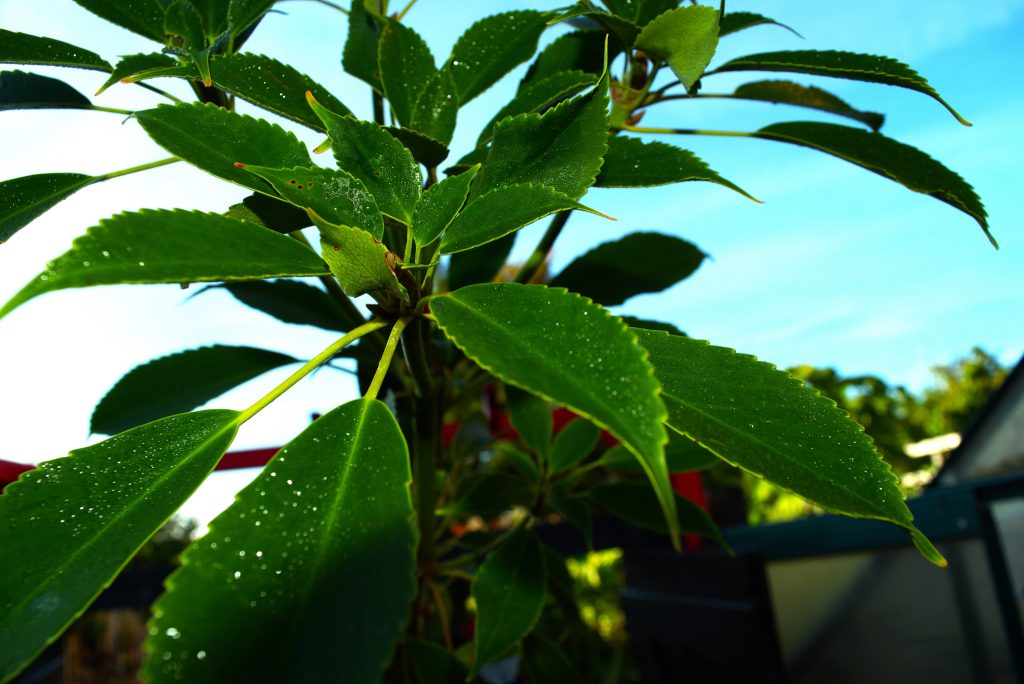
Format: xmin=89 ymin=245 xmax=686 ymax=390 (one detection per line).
xmin=0 ymin=1 xmax=993 ymax=681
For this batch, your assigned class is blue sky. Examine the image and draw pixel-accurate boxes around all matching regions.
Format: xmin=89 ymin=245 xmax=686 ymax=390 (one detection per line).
xmin=0 ymin=1 xmax=1021 ymax=519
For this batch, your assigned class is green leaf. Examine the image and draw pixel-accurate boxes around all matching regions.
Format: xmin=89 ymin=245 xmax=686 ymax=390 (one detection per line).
xmin=635 ymin=5 xmax=719 ymax=91
xmin=619 ymin=315 xmax=685 ymax=336
xmin=601 ymin=433 xmax=718 ymax=472
xmin=216 ymin=280 xmax=350 ymax=332
xmin=479 ymin=69 xmax=597 ymax=146
xmin=520 ymin=29 xmax=609 ymax=88
xmin=634 ymin=329 xmax=946 ymax=566
xmin=549 ymin=5 xmax=640 ymax=48
xmin=406 ymin=636 xmax=470 ymax=684
xmin=409 ymin=67 xmax=459 ymax=145
xmin=0 ymin=410 xmax=240 ymax=682
xmin=0 ymin=70 xmax=91 ymax=110
xmin=550 ymin=232 xmax=705 ymax=306
xmin=343 ymin=0 xmax=385 ymax=91
xmin=439 ymin=184 xmax=606 ymax=255
xmin=91 ymin=345 xmax=296 ymax=435
xmin=0 ymin=209 xmax=329 ymax=320
xmin=521 ymin=635 xmax=586 ymax=684
xmin=447 ymin=233 xmax=515 ymax=290
xmin=550 ymin=418 xmax=600 ymax=472
xmin=439 ymin=473 xmax=533 ymax=518
xmin=709 ymin=50 xmax=970 ymax=125
xmin=379 ymin=20 xmax=436 ymax=128
xmin=136 ymin=103 xmax=313 ymax=194
xmin=410 ymin=165 xmax=478 ymax=246
xmin=505 ymin=386 xmax=552 ymax=459
xmin=596 ymin=136 xmax=756 ymax=199
xmin=719 ymin=12 xmax=800 ymax=38
xmin=208 ymin=53 xmax=352 ymax=130
xmin=472 ymin=528 xmax=546 ymax=675
xmin=143 ymin=398 xmax=417 ymax=683
xmin=227 ymin=0 xmax=278 ymax=37
xmin=547 ymin=483 xmax=592 ymax=548
xmin=603 ymin=0 xmax=683 ymax=27
xmin=313 ymin=212 xmax=403 ymax=298
xmin=589 ymin=481 xmax=725 ymax=548
xmin=308 ymin=96 xmax=423 ymax=224
xmin=237 ymin=164 xmax=384 ymax=239
xmin=448 ymin=10 xmax=549 ymax=104
xmin=226 ymin=192 xmax=313 ymax=233
xmin=493 ymin=443 xmax=540 ymax=484
xmin=732 ymin=80 xmax=884 ymax=131
xmin=164 ymin=0 xmax=205 ymax=52
xmin=386 ymin=125 xmax=451 ymax=167
xmin=0 ymin=29 xmax=112 ymax=71
xmin=71 ymin=0 xmax=167 ymax=42
xmin=431 ymin=283 xmax=679 ymax=545
xmin=96 ymin=52 xmax=177 ymax=94
xmin=474 ymin=71 xmax=609 ymax=200
xmin=753 ymin=122 xmax=991 ymax=245
xmin=1 ymin=173 xmax=93 ymax=243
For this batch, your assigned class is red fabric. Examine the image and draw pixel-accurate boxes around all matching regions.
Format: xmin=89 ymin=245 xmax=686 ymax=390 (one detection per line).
xmin=0 ymin=459 xmax=34 ymax=492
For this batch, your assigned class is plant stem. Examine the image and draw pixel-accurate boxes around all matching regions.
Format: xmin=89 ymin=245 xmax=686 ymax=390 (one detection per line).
xmin=97 ymin=157 xmax=180 ymax=182
xmin=365 ymin=317 xmax=411 ymax=400
xmin=88 ymin=105 xmax=135 ymax=116
xmin=237 ymin=319 xmax=389 ymax=424
xmin=301 ymin=0 xmax=349 ymax=13
xmin=621 ymin=124 xmax=753 ymax=138
xmin=133 ymin=81 xmax=183 ymax=103
xmin=396 ymin=0 xmax=419 ymax=20
xmin=436 ymin=517 xmax=528 ymax=571
xmin=514 ymin=210 xmax=572 ymax=284
xmin=373 ymin=91 xmax=386 ymax=126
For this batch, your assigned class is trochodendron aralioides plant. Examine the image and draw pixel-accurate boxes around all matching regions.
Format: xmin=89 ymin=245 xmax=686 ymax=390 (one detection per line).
xmin=0 ymin=1 xmax=995 ymax=682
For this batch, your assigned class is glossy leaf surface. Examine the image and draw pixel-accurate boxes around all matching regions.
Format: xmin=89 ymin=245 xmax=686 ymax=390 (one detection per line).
xmin=0 ymin=29 xmax=112 ymax=71
xmin=474 ymin=71 xmax=609 ymax=200
xmin=379 ymin=20 xmax=436 ymax=127
xmin=472 ymin=529 xmax=546 ymax=674
xmin=505 ymin=386 xmax=552 ymax=459
xmin=314 ymin=213 xmax=402 ymax=298
xmin=238 ymin=164 xmax=384 ymax=239
xmin=225 ymin=193 xmax=313 ymax=233
xmin=410 ymin=165 xmax=478 ymax=246
xmin=208 ymin=53 xmax=352 ymax=130
xmin=71 ymin=0 xmax=167 ymax=42
xmin=439 ymin=473 xmax=533 ymax=517
xmin=227 ymin=0 xmax=278 ymax=37
xmin=732 ymin=80 xmax=884 ymax=130
xmin=521 ymin=29 xmax=608 ymax=87
xmin=634 ymin=329 xmax=945 ymax=565
xmin=432 ymin=283 xmax=679 ymax=543
xmin=309 ymin=97 xmax=423 ymax=224
xmin=0 ymin=209 xmax=330 ymax=319
xmin=97 ymin=52 xmax=177 ymax=93
xmin=478 ymin=69 xmax=597 ymax=146
xmin=446 ymin=233 xmax=515 ymax=289
xmin=143 ymin=399 xmax=417 ymax=683
xmin=710 ymin=50 xmax=970 ymax=125
xmin=719 ymin=12 xmax=799 ymax=38
xmin=635 ymin=6 xmax=719 ymax=90
xmin=588 ymin=481 xmax=725 ymax=547
xmin=549 ymin=5 xmax=640 ymax=47
xmin=343 ymin=0 xmax=385 ymax=90
xmin=549 ymin=417 xmax=600 ymax=471
xmin=448 ymin=10 xmax=549 ymax=104
xmin=1 ymin=173 xmax=92 ymax=243
xmin=0 ymin=70 xmax=90 ymax=110
xmin=439 ymin=184 xmax=605 ymax=255
xmin=0 ymin=410 xmax=240 ymax=681
xmin=754 ymin=122 xmax=991 ymax=245
xmin=409 ymin=68 xmax=459 ymax=145
xmin=550 ymin=232 xmax=705 ymax=306
xmin=596 ymin=136 xmax=755 ymax=200
xmin=386 ymin=125 xmax=451 ymax=167
xmin=407 ymin=636 xmax=471 ymax=684
xmin=91 ymin=345 xmax=296 ymax=435
xmin=136 ymin=103 xmax=312 ymax=194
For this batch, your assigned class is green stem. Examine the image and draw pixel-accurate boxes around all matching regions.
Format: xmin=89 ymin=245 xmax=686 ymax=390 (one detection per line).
xmin=365 ymin=316 xmax=411 ymax=400
xmin=88 ymin=105 xmax=135 ymax=116
xmin=96 ymin=157 xmax=180 ymax=182
xmin=133 ymin=81 xmax=183 ymax=103
xmin=514 ymin=210 xmax=572 ymax=284
xmin=395 ymin=0 xmax=419 ymax=19
xmin=412 ymin=380 xmax=439 ymax=569
xmin=303 ymin=0 xmax=349 ymax=13
xmin=621 ymin=124 xmax=753 ymax=138
xmin=436 ymin=517 xmax=529 ymax=571
xmin=237 ymin=319 xmax=389 ymax=424
xmin=373 ymin=91 xmax=386 ymax=126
